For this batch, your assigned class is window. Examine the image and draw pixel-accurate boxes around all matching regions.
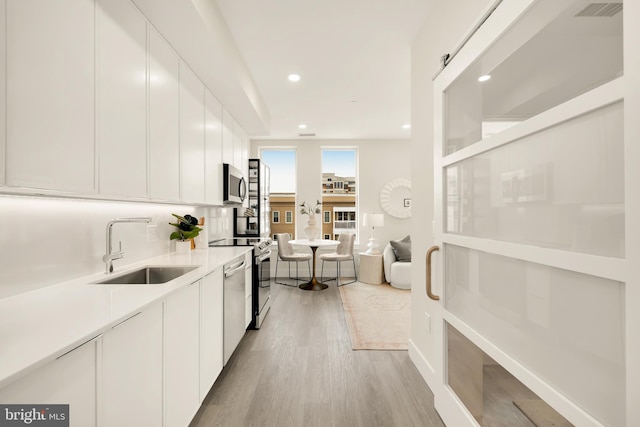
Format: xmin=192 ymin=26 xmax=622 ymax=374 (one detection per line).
xmin=322 ymin=149 xmax=357 ymax=241
xmin=272 ymin=211 xmax=280 ymax=223
xmin=262 ymin=149 xmax=297 ymax=238
xmin=334 ymin=207 xmax=356 ymax=230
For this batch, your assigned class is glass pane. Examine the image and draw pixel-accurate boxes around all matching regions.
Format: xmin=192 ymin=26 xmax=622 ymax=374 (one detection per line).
xmin=445 ymin=244 xmax=625 ymax=426
xmin=262 ymin=150 xmax=296 ymax=238
xmin=445 ymin=102 xmax=624 ymax=258
xmin=445 ymin=0 xmax=623 ymax=154
xmin=322 ymin=149 xmax=357 ymax=241
xmin=447 ymin=323 xmax=574 ymax=426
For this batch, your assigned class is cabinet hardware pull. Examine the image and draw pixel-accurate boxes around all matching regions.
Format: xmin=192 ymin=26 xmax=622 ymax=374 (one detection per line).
xmin=426 ymin=246 xmax=440 ymax=301
xmin=112 ymin=311 xmax=142 ymax=329
xmin=56 ymin=334 xmax=101 ymax=360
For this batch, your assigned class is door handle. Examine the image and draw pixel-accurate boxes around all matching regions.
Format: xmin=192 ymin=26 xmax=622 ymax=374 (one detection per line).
xmin=426 ymin=245 xmax=440 ymax=301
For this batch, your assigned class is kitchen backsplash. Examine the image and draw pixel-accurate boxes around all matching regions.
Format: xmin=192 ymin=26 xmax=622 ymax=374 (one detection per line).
xmin=0 ymin=196 xmax=234 ymax=299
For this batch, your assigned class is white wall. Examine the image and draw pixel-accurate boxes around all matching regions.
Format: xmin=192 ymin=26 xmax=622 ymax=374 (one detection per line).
xmin=409 ymin=0 xmax=495 ymax=386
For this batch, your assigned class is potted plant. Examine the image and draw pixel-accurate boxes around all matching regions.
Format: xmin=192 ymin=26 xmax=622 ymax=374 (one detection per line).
xmin=169 ymin=214 xmax=202 ymax=252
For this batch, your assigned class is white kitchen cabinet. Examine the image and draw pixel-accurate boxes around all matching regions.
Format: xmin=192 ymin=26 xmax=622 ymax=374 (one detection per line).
xmin=6 ymin=0 xmax=95 ymax=193
xmin=179 ymin=62 xmax=206 ymax=203
xmin=165 ymin=281 xmax=201 ymax=427
xmin=240 ymin=127 xmax=249 ymax=181
xmin=205 ymin=89 xmax=224 ymax=205
xmin=101 ymin=304 xmax=163 ymax=427
xmin=222 ymin=108 xmax=234 ymax=166
xmin=149 ymin=28 xmax=180 ymax=202
xmin=199 ymin=267 xmax=224 ymax=401
xmin=0 ymin=337 xmax=98 ymax=427
xmin=245 ymin=252 xmax=253 ymax=328
xmin=97 ymin=0 xmax=148 ymax=198
xmin=233 ymin=118 xmax=243 ymax=171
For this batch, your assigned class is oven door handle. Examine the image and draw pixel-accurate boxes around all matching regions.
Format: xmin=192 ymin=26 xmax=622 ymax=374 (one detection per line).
xmin=256 ymin=250 xmax=272 ymax=263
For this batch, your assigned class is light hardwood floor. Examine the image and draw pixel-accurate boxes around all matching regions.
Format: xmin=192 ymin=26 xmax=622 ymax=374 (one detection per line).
xmin=190 ymin=280 xmax=445 ymax=427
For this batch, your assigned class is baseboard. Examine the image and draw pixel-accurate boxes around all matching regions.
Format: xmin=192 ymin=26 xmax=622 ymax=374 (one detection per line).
xmin=408 ymin=338 xmax=437 ymax=391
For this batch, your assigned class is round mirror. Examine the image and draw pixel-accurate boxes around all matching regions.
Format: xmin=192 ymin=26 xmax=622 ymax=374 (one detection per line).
xmin=379 ymin=178 xmax=411 ymax=219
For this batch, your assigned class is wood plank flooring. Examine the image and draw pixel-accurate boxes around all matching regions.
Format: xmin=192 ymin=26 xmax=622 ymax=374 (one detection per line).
xmin=190 ymin=280 xmax=445 ymax=427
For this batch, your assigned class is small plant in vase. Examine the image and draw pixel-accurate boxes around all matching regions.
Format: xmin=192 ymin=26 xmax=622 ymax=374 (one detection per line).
xmin=299 ymin=200 xmax=321 ymax=240
xmin=169 ymin=214 xmax=202 ymax=252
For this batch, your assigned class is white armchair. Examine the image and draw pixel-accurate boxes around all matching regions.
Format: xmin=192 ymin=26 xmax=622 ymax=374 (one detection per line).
xmin=382 ymin=237 xmax=412 ymax=289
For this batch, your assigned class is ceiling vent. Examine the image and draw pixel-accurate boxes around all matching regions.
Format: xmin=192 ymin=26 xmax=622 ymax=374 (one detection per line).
xmin=575 ymin=3 xmax=622 ymax=17
xmin=298 ymin=133 xmax=316 ymax=137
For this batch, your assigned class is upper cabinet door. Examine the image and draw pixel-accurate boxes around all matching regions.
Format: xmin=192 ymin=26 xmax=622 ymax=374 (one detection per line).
xmin=97 ymin=0 xmax=147 ymax=198
xmin=205 ymin=89 xmax=223 ymax=205
xmin=179 ymin=62 xmax=206 ymax=203
xmin=232 ymin=118 xmax=243 ymax=169
xmin=149 ymin=28 xmax=180 ymax=202
xmin=6 ymin=0 xmax=95 ymax=192
xmin=222 ymin=108 xmax=234 ymax=165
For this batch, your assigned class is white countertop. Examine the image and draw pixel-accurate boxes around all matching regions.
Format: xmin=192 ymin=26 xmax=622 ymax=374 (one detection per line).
xmin=0 ymin=246 xmax=252 ymax=389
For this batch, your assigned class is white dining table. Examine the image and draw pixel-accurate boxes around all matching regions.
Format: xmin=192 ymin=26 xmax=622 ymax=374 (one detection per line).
xmin=289 ymin=239 xmax=339 ymax=290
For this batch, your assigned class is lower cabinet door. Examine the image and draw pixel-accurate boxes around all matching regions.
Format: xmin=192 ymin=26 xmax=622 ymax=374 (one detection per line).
xmin=165 ymin=281 xmax=200 ymax=427
xmin=101 ymin=304 xmax=163 ymax=427
xmin=0 ymin=336 xmax=98 ymax=427
xmin=200 ymin=268 xmax=224 ymax=402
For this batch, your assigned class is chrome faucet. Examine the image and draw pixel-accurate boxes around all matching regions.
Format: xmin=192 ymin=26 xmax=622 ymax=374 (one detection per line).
xmin=103 ymin=217 xmax=152 ymax=273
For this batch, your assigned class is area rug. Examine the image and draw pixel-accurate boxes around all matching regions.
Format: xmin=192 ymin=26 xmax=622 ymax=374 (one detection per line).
xmin=338 ymin=282 xmax=411 ymax=350
xmin=513 ymin=399 xmax=573 ymax=427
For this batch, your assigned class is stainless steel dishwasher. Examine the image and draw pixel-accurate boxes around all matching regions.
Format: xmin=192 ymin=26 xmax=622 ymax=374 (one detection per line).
xmin=223 ymin=256 xmax=247 ymax=365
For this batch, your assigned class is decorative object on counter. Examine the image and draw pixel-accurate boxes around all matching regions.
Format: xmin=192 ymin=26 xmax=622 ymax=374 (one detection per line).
xmin=300 ymin=200 xmax=321 ymax=240
xmin=169 ymin=214 xmax=202 ymax=251
xmin=195 ymin=217 xmax=208 ymax=249
xmin=363 ymin=213 xmax=384 ymax=254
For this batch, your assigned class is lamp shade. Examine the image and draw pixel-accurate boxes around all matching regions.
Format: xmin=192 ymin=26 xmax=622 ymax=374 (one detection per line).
xmin=363 ymin=213 xmax=384 ymax=227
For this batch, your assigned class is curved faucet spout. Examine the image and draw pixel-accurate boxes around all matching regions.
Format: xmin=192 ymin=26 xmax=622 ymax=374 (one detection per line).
xmin=104 ymin=217 xmax=152 ymax=273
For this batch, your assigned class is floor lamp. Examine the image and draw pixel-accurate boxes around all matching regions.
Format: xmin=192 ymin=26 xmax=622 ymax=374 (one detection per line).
xmin=363 ymin=213 xmax=384 ymax=255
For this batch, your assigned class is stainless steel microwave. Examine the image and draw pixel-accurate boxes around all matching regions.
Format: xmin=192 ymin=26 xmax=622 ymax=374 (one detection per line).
xmin=223 ymin=163 xmax=247 ymax=204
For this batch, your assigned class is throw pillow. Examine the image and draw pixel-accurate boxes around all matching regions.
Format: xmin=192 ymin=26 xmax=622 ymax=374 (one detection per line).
xmin=390 ymin=235 xmax=411 ymax=262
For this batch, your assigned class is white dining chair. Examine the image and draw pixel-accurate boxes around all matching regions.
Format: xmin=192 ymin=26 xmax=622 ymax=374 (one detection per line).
xmin=274 ymin=233 xmax=312 ymax=287
xmin=319 ymin=233 xmax=357 ymax=286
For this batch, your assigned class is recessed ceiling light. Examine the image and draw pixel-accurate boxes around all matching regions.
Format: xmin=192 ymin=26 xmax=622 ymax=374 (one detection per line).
xmin=478 ymin=74 xmax=491 ymax=82
xmin=402 ymin=124 xmax=411 ymax=129
xmin=298 ymin=124 xmax=307 ymax=129
xmin=288 ymin=74 xmax=301 ymax=82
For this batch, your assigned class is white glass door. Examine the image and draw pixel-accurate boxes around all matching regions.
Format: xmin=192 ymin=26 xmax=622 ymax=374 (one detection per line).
xmin=430 ymin=0 xmax=633 ymax=425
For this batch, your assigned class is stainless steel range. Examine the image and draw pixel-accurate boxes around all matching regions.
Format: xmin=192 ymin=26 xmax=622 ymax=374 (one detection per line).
xmin=209 ymin=237 xmax=272 ymax=329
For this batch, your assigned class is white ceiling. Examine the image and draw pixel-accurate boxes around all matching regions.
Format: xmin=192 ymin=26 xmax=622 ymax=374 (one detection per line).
xmin=214 ymin=0 xmax=433 ymax=140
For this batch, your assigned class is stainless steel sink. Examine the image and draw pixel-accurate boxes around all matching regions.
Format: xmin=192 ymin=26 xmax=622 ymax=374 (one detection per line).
xmin=93 ymin=266 xmax=198 ymax=285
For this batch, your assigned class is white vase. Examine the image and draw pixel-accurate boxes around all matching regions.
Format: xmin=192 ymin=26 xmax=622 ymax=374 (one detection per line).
xmin=304 ymin=215 xmax=320 ymax=240
xmin=175 ymin=240 xmax=192 ymax=254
